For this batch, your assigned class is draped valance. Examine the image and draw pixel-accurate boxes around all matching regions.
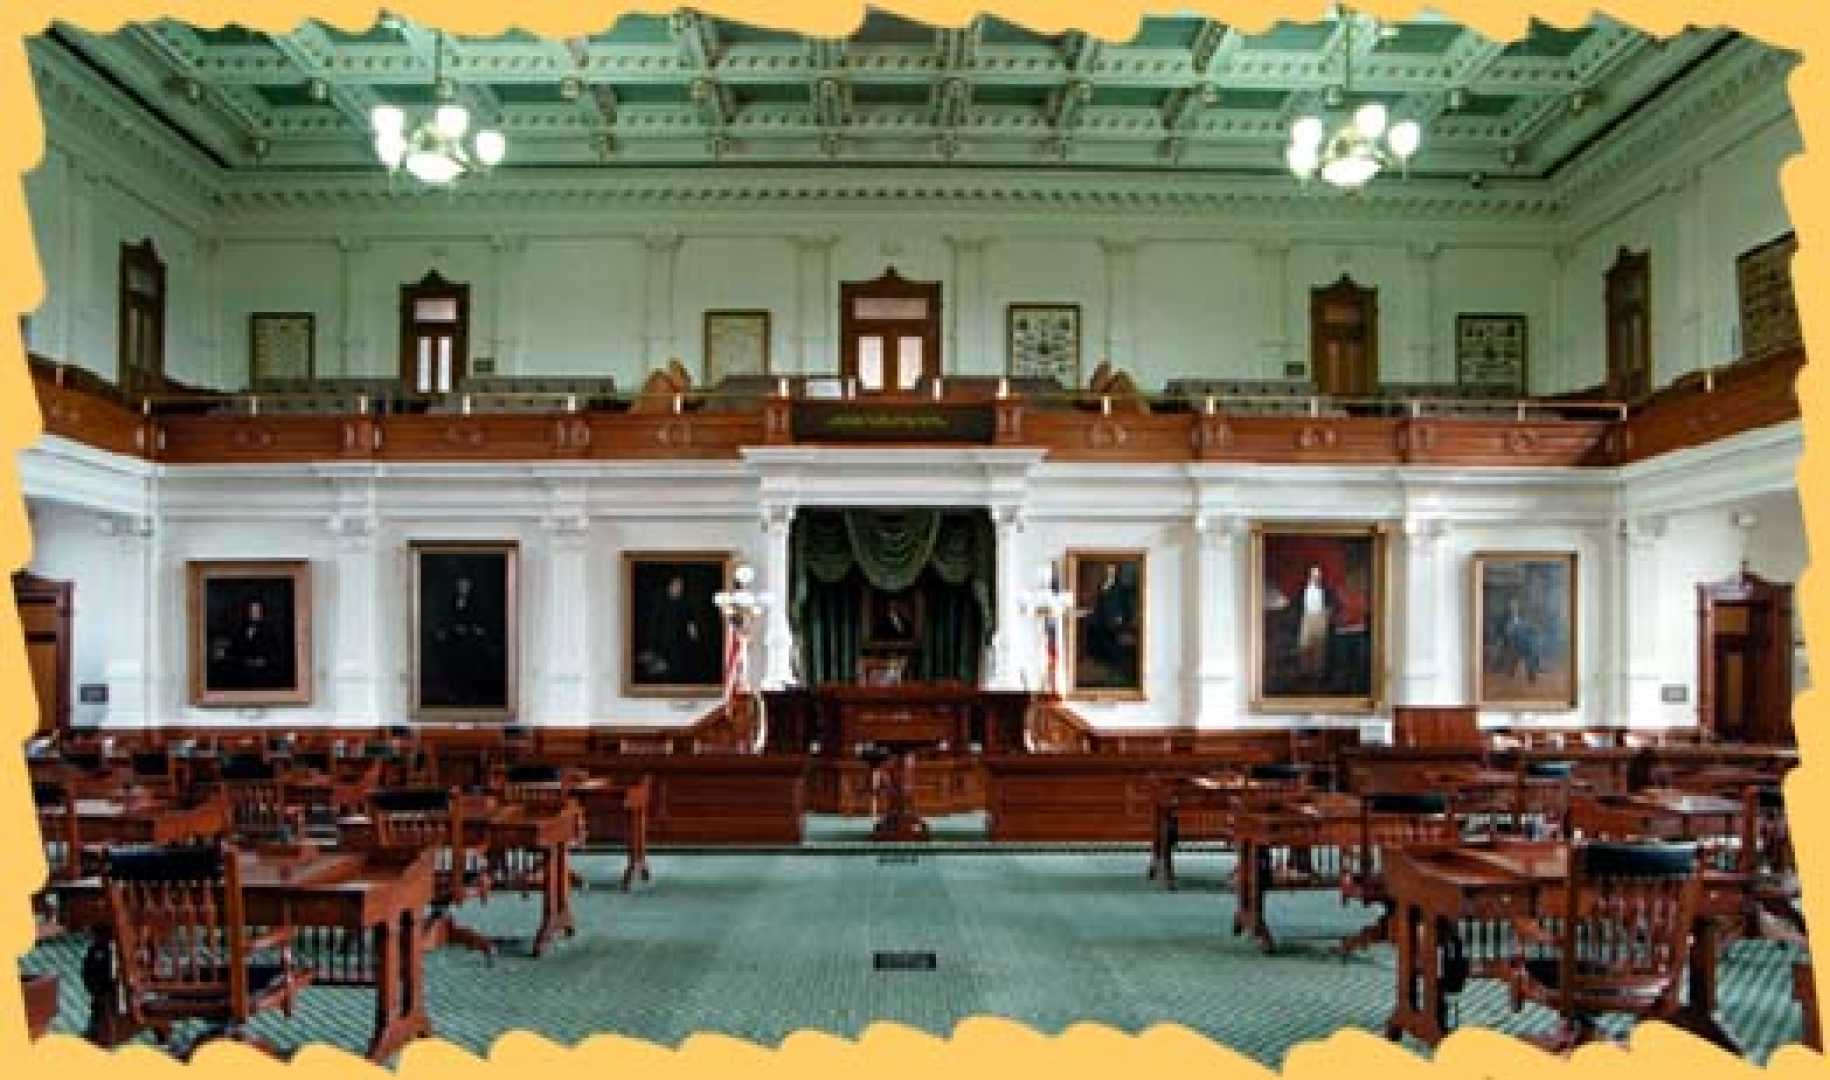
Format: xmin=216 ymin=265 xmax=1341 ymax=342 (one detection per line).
xmin=791 ymin=508 xmax=995 ymax=637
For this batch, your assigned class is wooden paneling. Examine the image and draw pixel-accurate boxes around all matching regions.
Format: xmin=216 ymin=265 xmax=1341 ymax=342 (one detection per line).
xmin=1621 ymin=347 xmax=1802 ymax=462
xmin=25 ymin=350 xmax=1799 ymax=468
xmin=16 ymin=571 xmax=71 ymax=734
xmin=983 ymin=754 xmax=1259 ymax=841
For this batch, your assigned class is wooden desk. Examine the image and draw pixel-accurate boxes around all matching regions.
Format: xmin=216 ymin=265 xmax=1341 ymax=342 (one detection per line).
xmin=573 ymin=777 xmax=651 ymax=890
xmin=767 ymin=684 xmax=1035 ymax=755
xmin=71 ymin=797 xmax=226 ymax=844
xmin=340 ymin=801 xmax=581 ymax=957
xmin=1148 ymin=776 xmax=1244 ymax=888
xmin=1383 ymin=842 xmax=1749 ymax=1051
xmin=54 ymin=848 xmax=436 ymax=1062
xmin=1228 ymin=794 xmax=1360 ymax=953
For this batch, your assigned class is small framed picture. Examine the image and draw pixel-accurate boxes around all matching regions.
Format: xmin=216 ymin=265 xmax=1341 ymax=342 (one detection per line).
xmin=1455 ymin=313 xmax=1527 ymax=392
xmin=187 ymin=560 xmax=313 ymax=707
xmin=250 ymin=312 xmax=315 ymax=385
xmin=1008 ymin=303 xmax=1081 ymax=386
xmin=1065 ymin=549 xmax=1146 ymax=700
xmin=863 ymin=586 xmax=923 ymax=648
xmin=410 ymin=541 xmax=519 ymax=721
xmin=624 ymin=552 xmax=732 ymax=697
xmin=1473 ymin=551 xmax=1579 ymax=710
xmin=703 ymin=310 xmax=771 ymax=385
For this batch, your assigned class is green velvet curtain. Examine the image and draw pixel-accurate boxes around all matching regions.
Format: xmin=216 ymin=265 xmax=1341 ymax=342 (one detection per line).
xmin=791 ymin=508 xmax=995 ymax=684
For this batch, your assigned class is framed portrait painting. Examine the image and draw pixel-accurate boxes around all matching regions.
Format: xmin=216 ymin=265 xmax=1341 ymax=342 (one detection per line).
xmin=249 ymin=312 xmax=315 ymax=385
xmin=1250 ymin=523 xmax=1388 ymax=712
xmin=1473 ymin=551 xmax=1578 ymax=710
xmin=1065 ymin=549 xmax=1145 ymax=700
xmin=1007 ymin=303 xmax=1081 ymax=386
xmin=187 ymin=560 xmax=312 ymax=707
xmin=1735 ymin=231 xmax=1802 ymax=360
xmin=863 ymin=586 xmax=923 ymax=649
xmin=624 ymin=551 xmax=731 ymax=697
xmin=703 ymin=310 xmax=771 ymax=385
xmin=410 ymin=541 xmax=518 ymax=721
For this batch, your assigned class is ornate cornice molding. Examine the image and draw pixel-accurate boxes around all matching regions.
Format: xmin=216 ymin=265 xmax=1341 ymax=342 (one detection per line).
xmin=208 ymin=166 xmax=1570 ymax=223
xmin=27 ymin=40 xmax=221 ymax=226
xmin=1552 ymin=38 xmax=1798 ymax=220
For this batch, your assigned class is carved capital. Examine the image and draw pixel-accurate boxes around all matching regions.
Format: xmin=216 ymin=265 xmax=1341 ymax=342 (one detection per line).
xmin=642 ymin=229 xmax=684 ymax=255
xmin=760 ymin=501 xmax=796 ymax=534
xmin=989 ymin=503 xmax=1025 ymax=533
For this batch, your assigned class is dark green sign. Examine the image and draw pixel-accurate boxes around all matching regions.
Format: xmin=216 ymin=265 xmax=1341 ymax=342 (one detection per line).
xmin=791 ymin=402 xmax=996 ymax=443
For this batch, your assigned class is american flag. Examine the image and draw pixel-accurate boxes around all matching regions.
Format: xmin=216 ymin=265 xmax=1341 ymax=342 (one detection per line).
xmin=721 ymin=626 xmax=746 ymax=704
xmin=1042 ymin=609 xmax=1060 ymax=696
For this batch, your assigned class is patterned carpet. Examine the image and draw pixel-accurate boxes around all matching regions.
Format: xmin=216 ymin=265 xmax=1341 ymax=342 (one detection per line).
xmin=20 ymin=843 xmax=1809 ymax=1067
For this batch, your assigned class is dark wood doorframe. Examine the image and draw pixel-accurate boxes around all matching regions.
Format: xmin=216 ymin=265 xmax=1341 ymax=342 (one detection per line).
xmin=839 ymin=268 xmax=941 ymax=394
xmin=1605 ymin=247 xmax=1652 ymax=401
xmin=118 ymin=238 xmax=167 ymax=395
xmin=1696 ymin=566 xmax=1794 ymax=744
xmin=399 ymin=269 xmax=471 ymax=394
xmin=15 ymin=570 xmax=73 ymax=734
xmin=1309 ymin=274 xmax=1378 ymax=397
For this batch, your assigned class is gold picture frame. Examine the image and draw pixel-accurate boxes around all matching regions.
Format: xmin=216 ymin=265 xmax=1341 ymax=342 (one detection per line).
xmin=409 ymin=540 xmax=519 ymax=722
xmin=1472 ymin=551 xmax=1579 ymax=711
xmin=1249 ymin=522 xmax=1389 ymax=713
xmin=703 ymin=309 xmax=771 ymax=385
xmin=186 ymin=560 xmax=313 ymax=707
xmin=249 ymin=311 xmax=315 ymax=385
xmin=622 ymin=551 xmax=733 ymax=698
xmin=1065 ymin=549 xmax=1147 ymax=701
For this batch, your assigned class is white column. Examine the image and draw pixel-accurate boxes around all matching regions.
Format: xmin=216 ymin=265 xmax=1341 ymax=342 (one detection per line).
xmin=792 ymin=234 xmax=836 ymax=374
xmin=335 ymin=235 xmax=370 ymax=377
xmin=66 ymin=163 xmax=102 ymax=371
xmin=1098 ymin=237 xmax=1140 ymax=369
xmin=640 ymin=230 xmax=683 ymax=366
xmin=1187 ymin=513 xmax=1242 ymax=726
xmin=1252 ymin=241 xmax=1292 ymax=379
xmin=1397 ymin=517 xmax=1446 ymax=706
xmin=537 ymin=500 xmax=591 ymax=722
xmin=489 ymin=234 xmax=529 ymax=374
xmin=944 ymin=234 xmax=990 ymax=375
xmin=985 ymin=503 xmax=1027 ymax=690
xmin=1405 ymin=241 xmax=1442 ymax=383
xmin=97 ymin=512 xmax=153 ymax=727
xmin=328 ymin=481 xmax=382 ymax=724
xmin=759 ymin=502 xmax=798 ymax=689
xmin=1668 ymin=165 xmax=1707 ymax=380
xmin=1616 ymin=514 xmax=1668 ymax=727
xmin=1544 ymin=243 xmax=1573 ymax=395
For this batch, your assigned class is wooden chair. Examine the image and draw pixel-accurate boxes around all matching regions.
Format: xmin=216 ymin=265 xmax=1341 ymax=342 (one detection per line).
xmin=21 ymin=971 xmax=60 ymax=1039
xmin=103 ymin=841 xmax=313 ymax=1058
xmin=1796 ymin=962 xmax=1821 ymax=1051
xmin=1506 ymin=840 xmax=1702 ymax=1052
xmin=366 ymin=787 xmax=495 ymax=959
xmin=130 ymin=750 xmax=180 ymax=798
xmin=1510 ymin=760 xmax=1575 ymax=840
xmin=494 ymin=764 xmax=584 ymax=896
xmin=1741 ymin=785 xmax=1805 ymax=944
xmin=1340 ymin=792 xmax=1462 ymax=955
xmin=33 ymin=779 xmax=81 ymax=940
xmin=219 ymin=778 xmax=306 ymax=845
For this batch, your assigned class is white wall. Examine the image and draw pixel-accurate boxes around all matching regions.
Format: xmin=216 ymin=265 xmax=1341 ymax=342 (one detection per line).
xmin=22 ymin=424 xmax=1800 ymax=733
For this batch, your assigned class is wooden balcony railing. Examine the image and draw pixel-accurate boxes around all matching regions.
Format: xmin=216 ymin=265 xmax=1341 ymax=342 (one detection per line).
xmin=24 ymin=347 xmax=1801 ymax=470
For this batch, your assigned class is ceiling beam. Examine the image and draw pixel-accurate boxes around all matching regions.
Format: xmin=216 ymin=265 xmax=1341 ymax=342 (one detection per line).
xmin=263 ymin=23 xmax=389 ymax=136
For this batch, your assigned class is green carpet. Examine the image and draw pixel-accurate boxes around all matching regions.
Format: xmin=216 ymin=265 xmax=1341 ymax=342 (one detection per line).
xmin=20 ymin=847 xmax=1809 ymax=1066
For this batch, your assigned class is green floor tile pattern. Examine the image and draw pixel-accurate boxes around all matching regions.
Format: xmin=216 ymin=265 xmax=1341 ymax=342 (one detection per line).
xmin=21 ymin=848 xmax=1809 ymax=1067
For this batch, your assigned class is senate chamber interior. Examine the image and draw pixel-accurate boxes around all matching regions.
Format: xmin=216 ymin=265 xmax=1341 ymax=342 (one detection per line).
xmin=10 ymin=3 xmax=1817 ymax=1067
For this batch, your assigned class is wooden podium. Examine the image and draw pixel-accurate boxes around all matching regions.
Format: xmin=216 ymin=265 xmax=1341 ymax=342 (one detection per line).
xmin=862 ymin=740 xmax=933 ymax=841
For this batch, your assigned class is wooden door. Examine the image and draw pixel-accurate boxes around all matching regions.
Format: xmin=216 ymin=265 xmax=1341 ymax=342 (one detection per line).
xmin=1697 ymin=570 xmax=1794 ymax=744
xmin=119 ymin=239 xmax=166 ymax=395
xmin=840 ymin=268 xmax=941 ymax=395
xmin=14 ymin=571 xmax=72 ymax=734
xmin=1310 ymin=275 xmax=1378 ymax=396
xmin=400 ymin=270 xmax=470 ymax=395
xmin=1605 ymin=248 xmax=1652 ymax=400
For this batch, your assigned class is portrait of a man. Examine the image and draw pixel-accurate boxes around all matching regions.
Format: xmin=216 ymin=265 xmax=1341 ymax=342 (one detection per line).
xmin=625 ymin=553 xmax=729 ymax=696
xmin=1067 ymin=550 xmax=1145 ymax=698
xmin=1253 ymin=525 xmax=1385 ymax=711
xmin=1474 ymin=552 xmax=1577 ymax=709
xmin=864 ymin=587 xmax=921 ymax=647
xmin=187 ymin=561 xmax=312 ymax=706
xmin=412 ymin=543 xmax=517 ymax=719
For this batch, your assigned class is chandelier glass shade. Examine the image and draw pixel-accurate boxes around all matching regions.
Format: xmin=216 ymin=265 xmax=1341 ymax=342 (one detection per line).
xmin=1284 ymin=8 xmax=1422 ymax=191
xmin=368 ymin=33 xmax=505 ymax=186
